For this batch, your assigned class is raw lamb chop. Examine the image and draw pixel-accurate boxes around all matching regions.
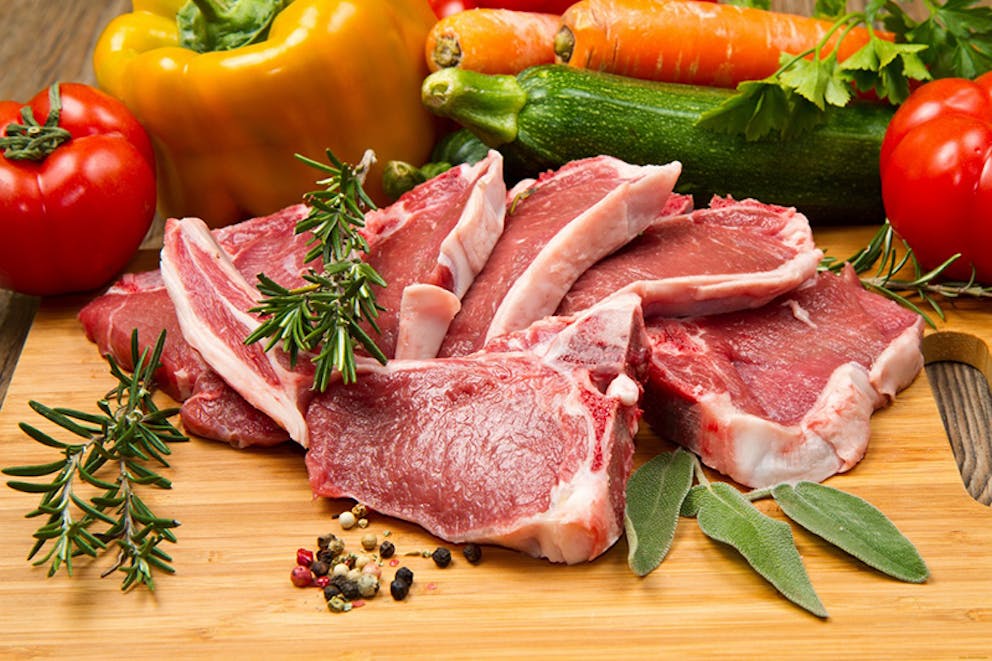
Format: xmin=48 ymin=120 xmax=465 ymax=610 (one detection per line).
xmin=360 ymin=150 xmax=506 ymax=359
xmin=161 ymin=216 xmax=316 ymax=445
xmin=79 ymin=204 xmax=312 ymax=447
xmin=641 ymin=266 xmax=924 ymax=488
xmin=437 ymin=155 xmax=681 ymax=357
xmin=306 ymin=293 xmax=648 ymax=564
xmin=558 ymin=196 xmax=823 ymax=318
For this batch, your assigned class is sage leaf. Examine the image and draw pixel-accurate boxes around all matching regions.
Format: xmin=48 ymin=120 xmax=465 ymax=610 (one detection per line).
xmin=771 ymin=481 xmax=929 ymax=583
xmin=680 ymin=484 xmax=707 ymax=518
xmin=624 ymin=449 xmax=695 ymax=576
xmin=696 ymin=482 xmax=828 ymax=618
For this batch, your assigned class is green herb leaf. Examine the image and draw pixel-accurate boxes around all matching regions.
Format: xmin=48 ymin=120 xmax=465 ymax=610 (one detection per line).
xmin=695 ymin=482 xmax=827 ymax=618
xmin=680 ymin=484 xmax=707 ymax=518
xmin=901 ymin=0 xmax=992 ymax=79
xmin=771 ymin=482 xmax=929 ymax=583
xmin=814 ymin=0 xmax=848 ymax=19
xmin=780 ymin=52 xmax=852 ymax=110
xmin=840 ymin=40 xmax=930 ymax=105
xmin=624 ymin=449 xmax=695 ymax=576
xmin=246 ymin=149 xmax=386 ymax=390
xmin=3 ymin=330 xmax=186 ymax=591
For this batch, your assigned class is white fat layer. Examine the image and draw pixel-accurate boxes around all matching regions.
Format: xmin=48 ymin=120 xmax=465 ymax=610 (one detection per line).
xmin=435 ymin=151 xmax=507 ymax=299
xmin=485 ymin=160 xmax=681 ymax=342
xmin=161 ymin=218 xmax=310 ymax=446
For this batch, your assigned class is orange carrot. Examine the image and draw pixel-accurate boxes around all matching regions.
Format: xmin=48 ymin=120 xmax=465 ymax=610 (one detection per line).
xmin=425 ymin=8 xmax=562 ymax=75
xmin=555 ymin=0 xmax=891 ymax=88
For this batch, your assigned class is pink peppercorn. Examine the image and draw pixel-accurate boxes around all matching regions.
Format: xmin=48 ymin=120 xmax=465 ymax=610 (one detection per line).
xmin=296 ymin=547 xmax=315 ymax=567
xmin=290 ymin=565 xmax=314 ymax=588
xmin=314 ymin=575 xmax=331 ymax=588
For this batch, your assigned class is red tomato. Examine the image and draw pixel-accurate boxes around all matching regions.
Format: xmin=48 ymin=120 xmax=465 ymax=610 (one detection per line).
xmin=879 ymin=72 xmax=992 ymax=283
xmin=0 ymin=83 xmax=156 ymax=296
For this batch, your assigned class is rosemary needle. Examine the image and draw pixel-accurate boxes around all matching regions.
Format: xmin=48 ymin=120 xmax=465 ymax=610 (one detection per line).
xmin=819 ymin=221 xmax=992 ymax=328
xmin=3 ymin=330 xmax=187 ymax=591
xmin=246 ymin=149 xmax=387 ymax=390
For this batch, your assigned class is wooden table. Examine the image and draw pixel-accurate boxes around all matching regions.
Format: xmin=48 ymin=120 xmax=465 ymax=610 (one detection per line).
xmin=2 ymin=2 xmax=992 ymax=657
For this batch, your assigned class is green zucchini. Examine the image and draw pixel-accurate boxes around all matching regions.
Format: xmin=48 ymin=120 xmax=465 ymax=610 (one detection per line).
xmin=421 ymin=65 xmax=894 ymax=224
xmin=381 ymin=129 xmax=490 ymax=201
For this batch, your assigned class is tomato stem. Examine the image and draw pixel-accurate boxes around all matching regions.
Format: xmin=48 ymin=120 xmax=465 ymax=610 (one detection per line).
xmin=0 ymin=84 xmax=71 ymax=162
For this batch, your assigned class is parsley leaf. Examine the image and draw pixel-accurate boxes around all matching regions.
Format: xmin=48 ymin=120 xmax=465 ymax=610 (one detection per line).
xmin=903 ymin=0 xmax=992 ymax=79
xmin=840 ymin=39 xmax=930 ymax=104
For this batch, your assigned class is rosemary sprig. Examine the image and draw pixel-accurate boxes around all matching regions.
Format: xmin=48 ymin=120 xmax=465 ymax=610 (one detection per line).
xmin=246 ymin=149 xmax=387 ymax=391
xmin=819 ymin=221 xmax=992 ymax=328
xmin=3 ymin=330 xmax=187 ymax=591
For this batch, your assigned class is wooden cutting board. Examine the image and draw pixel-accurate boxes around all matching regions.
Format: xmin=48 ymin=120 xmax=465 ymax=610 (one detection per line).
xmin=1 ymin=226 xmax=991 ymax=658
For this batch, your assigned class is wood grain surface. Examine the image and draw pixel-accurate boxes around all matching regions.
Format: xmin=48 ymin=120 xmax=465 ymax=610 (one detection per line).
xmin=2 ymin=230 xmax=992 ymax=658
xmin=1 ymin=3 xmax=992 ymax=657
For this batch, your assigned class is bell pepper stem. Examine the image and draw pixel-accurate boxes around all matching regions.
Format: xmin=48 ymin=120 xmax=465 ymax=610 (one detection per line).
xmin=421 ymin=69 xmax=526 ymax=147
xmin=187 ymin=0 xmax=227 ymax=22
xmin=177 ymin=0 xmax=285 ymax=53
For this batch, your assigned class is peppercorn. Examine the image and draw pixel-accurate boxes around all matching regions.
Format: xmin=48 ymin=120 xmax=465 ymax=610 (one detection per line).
xmin=462 ymin=543 xmax=483 ymax=564
xmin=390 ymin=578 xmax=410 ymax=601
xmin=357 ymin=573 xmax=380 ymax=599
xmin=290 ymin=565 xmax=313 ymax=588
xmin=360 ymin=533 xmax=377 ymax=551
xmin=316 ymin=547 xmax=337 ymax=565
xmin=338 ymin=511 xmax=357 ymax=530
xmin=431 ymin=547 xmax=452 ymax=568
xmin=351 ymin=503 xmax=369 ymax=519
xmin=395 ymin=566 xmax=414 ymax=585
xmin=379 ymin=540 xmax=395 ymax=559
xmin=311 ymin=560 xmax=330 ymax=577
xmin=317 ymin=533 xmax=338 ymax=550
xmin=323 ymin=583 xmax=342 ymax=601
xmin=330 ymin=573 xmax=362 ymax=600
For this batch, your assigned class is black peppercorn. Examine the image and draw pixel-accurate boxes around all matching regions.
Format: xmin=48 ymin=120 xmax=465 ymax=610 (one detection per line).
xmin=379 ymin=540 xmax=395 ymax=559
xmin=462 ymin=543 xmax=482 ymax=564
xmin=431 ymin=547 xmax=452 ymax=568
xmin=390 ymin=578 xmax=410 ymax=601
xmin=316 ymin=548 xmax=336 ymax=565
xmin=310 ymin=560 xmax=329 ymax=577
xmin=330 ymin=573 xmax=362 ymax=600
xmin=323 ymin=583 xmax=342 ymax=601
xmin=395 ymin=566 xmax=414 ymax=585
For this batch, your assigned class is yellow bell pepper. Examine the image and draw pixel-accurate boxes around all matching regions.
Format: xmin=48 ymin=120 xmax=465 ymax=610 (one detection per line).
xmin=94 ymin=0 xmax=438 ymax=227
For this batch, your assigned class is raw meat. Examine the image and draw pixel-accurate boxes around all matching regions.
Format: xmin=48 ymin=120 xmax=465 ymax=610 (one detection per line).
xmin=180 ymin=372 xmax=290 ymax=448
xmin=78 ymin=270 xmax=205 ymax=402
xmin=558 ymin=196 xmax=823 ymax=318
xmin=305 ymin=294 xmax=648 ymax=564
xmin=361 ymin=151 xmax=506 ymax=359
xmin=79 ymin=204 xmax=312 ymax=447
xmin=437 ymin=155 xmax=681 ymax=357
xmin=641 ymin=266 xmax=924 ymax=488
xmin=161 ymin=216 xmax=314 ymax=446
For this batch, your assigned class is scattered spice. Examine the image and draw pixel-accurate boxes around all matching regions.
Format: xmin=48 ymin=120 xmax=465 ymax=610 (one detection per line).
xmin=379 ymin=540 xmax=396 ymax=559
xmin=338 ymin=511 xmax=357 ymax=530
xmin=358 ymin=518 xmax=370 ymax=529
xmin=390 ymin=578 xmax=411 ymax=601
xmin=463 ymin=543 xmax=483 ymax=564
xmin=296 ymin=548 xmax=314 ymax=567
xmin=361 ymin=533 xmax=378 ymax=551
xmin=290 ymin=565 xmax=313 ymax=588
xmin=351 ymin=503 xmax=369 ymax=519
xmin=311 ymin=560 xmax=330 ymax=577
xmin=395 ymin=566 xmax=414 ymax=585
xmin=432 ymin=547 xmax=452 ymax=568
